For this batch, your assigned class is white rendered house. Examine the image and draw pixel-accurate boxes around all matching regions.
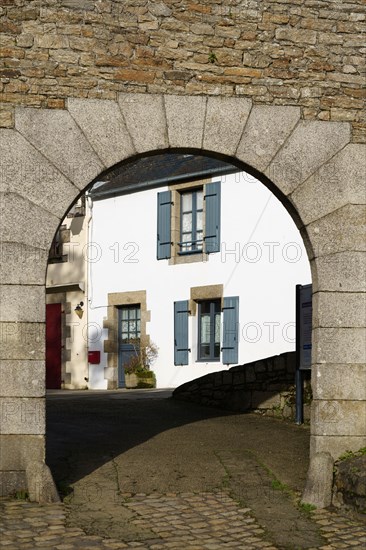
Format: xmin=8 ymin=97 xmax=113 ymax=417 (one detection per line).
xmin=85 ymin=155 xmax=311 ymax=390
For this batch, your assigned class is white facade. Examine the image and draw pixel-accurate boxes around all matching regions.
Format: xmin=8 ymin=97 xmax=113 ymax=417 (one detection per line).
xmin=87 ymin=171 xmax=311 ymax=389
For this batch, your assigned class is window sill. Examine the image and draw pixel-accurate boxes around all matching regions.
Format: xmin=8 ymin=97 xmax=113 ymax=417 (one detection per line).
xmin=48 ymin=255 xmax=68 ymax=264
xmin=169 ymin=252 xmax=208 ymax=266
xmin=178 ymin=250 xmax=202 ymax=256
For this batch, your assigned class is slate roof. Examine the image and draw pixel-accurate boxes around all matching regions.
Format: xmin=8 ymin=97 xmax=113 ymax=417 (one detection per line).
xmin=89 ymin=153 xmax=238 ymax=200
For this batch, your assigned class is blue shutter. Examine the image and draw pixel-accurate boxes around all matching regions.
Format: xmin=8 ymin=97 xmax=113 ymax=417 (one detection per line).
xmin=204 ymin=181 xmax=221 ymax=254
xmin=222 ymin=296 xmax=239 ymax=365
xmin=174 ymin=300 xmax=190 ymax=365
xmin=157 ymin=190 xmax=172 ymax=259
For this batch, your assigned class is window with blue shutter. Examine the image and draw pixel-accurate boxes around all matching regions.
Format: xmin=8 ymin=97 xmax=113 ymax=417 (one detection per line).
xmin=222 ymin=296 xmax=239 ymax=365
xmin=179 ymin=188 xmax=203 ymax=254
xmin=157 ymin=190 xmax=172 ymax=260
xmin=197 ymin=300 xmax=221 ymax=361
xmin=204 ymin=181 xmax=221 ymax=254
xmin=174 ymin=300 xmax=190 ymax=365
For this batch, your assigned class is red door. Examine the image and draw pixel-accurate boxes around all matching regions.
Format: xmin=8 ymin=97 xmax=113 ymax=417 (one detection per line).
xmin=46 ymin=303 xmax=62 ymax=389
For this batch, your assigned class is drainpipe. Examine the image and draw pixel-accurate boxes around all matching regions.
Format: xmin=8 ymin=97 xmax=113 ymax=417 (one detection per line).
xmin=85 ymin=193 xmax=93 ymax=388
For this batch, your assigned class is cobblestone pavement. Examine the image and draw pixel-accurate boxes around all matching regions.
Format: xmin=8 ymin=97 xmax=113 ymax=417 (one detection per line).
xmin=1 ymin=494 xmax=365 ymax=550
xmin=3 ymin=392 xmax=365 ymax=549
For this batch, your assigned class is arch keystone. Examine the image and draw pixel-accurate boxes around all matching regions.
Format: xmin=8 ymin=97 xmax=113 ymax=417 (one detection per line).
xmin=15 ymin=108 xmax=104 ymax=190
xmin=165 ymin=95 xmax=206 ymax=149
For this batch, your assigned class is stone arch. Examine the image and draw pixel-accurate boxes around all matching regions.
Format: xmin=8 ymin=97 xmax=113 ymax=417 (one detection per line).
xmin=0 ymin=93 xmax=365 ymax=503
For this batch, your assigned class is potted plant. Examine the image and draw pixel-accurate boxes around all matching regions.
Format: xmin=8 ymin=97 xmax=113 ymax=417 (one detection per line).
xmin=124 ymin=341 xmax=158 ymax=389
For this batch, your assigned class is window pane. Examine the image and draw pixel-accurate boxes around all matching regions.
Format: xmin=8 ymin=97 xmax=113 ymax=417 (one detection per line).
xmin=200 ymin=314 xmax=210 ymax=344
xmin=196 ymin=211 xmax=203 ymax=231
xmin=121 ymin=309 xmax=128 ymax=320
xmin=198 ymin=300 xmax=221 ymax=361
xmin=214 ymin=343 xmax=220 ymax=358
xmin=200 ymin=343 xmax=210 ymax=359
xmin=129 ymin=309 xmax=136 ymax=319
xmin=196 ymin=190 xmax=203 ymax=210
xmin=215 ymin=313 xmax=221 ymax=344
xmin=122 ymin=321 xmax=128 ymax=332
xmin=182 ymin=193 xmax=192 ymax=212
xmin=182 ymin=212 xmax=192 ymax=233
xmin=181 ymin=233 xmax=192 ymax=252
xmin=195 ymin=232 xmax=203 ymax=250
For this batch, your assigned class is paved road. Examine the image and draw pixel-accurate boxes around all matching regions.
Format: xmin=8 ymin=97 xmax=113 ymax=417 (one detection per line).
xmin=1 ymin=390 xmax=365 ymax=549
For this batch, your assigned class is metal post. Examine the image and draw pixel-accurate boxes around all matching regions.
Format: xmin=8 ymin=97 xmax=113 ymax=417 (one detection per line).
xmin=295 ymin=284 xmax=304 ymax=424
xmin=295 ymin=368 xmax=304 ymax=425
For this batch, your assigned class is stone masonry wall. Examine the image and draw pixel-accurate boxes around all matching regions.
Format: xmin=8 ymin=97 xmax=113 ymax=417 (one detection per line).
xmin=0 ymin=0 xmax=365 ymax=142
xmin=173 ymin=351 xmax=312 ymax=421
xmin=332 ymin=452 xmax=366 ymax=514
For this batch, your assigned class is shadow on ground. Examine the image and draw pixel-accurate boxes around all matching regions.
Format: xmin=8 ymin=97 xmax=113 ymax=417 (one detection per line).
xmin=46 ymin=389 xmax=308 ymax=490
xmin=46 ymin=389 xmax=324 ymax=548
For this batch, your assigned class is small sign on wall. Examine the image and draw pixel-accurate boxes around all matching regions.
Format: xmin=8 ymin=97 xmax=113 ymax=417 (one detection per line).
xmin=295 ymin=283 xmax=312 ymax=424
xmin=296 ymin=284 xmax=312 ymax=370
xmin=88 ymin=351 xmax=100 ymax=364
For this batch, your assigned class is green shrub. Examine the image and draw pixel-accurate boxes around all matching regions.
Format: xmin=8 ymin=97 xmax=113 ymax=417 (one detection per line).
xmin=124 ymin=341 xmax=159 ymax=375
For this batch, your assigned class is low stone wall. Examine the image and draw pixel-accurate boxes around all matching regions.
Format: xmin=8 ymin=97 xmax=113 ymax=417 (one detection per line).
xmin=173 ymin=352 xmax=311 ymax=421
xmin=333 ymin=453 xmax=366 ymax=514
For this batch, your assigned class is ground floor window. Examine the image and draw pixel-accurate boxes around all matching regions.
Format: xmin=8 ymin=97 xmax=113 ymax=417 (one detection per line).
xmin=174 ymin=295 xmax=239 ymax=366
xmin=198 ymin=300 xmax=221 ymax=361
xmin=119 ymin=305 xmax=141 ymax=343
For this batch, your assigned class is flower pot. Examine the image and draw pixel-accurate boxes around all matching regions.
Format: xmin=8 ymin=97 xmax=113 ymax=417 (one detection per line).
xmin=125 ymin=371 xmax=156 ymax=389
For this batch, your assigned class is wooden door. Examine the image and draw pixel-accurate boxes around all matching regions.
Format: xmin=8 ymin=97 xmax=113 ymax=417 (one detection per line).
xmin=46 ymin=303 xmax=62 ymax=389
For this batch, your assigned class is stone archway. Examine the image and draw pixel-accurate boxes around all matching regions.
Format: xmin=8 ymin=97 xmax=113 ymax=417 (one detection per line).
xmin=0 ymin=93 xmax=365 ymax=503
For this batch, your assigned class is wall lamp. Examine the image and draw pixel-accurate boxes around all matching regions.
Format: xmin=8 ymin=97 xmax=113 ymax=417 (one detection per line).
xmin=74 ymin=301 xmax=84 ymax=319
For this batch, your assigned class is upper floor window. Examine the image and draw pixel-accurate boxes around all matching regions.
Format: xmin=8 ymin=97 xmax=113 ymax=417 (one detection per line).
xmin=180 ymin=188 xmax=203 ymax=254
xmin=48 ymin=226 xmax=69 ymax=264
xmin=157 ymin=180 xmax=221 ymax=261
xmin=48 ymin=229 xmax=63 ymax=262
xmin=67 ymin=196 xmax=86 ymax=218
